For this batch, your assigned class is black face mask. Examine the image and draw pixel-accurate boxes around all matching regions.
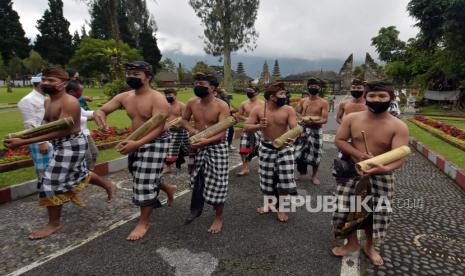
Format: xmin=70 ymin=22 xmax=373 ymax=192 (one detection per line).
xmin=126 ymin=77 xmax=144 ymax=89
xmin=308 ymin=88 xmax=319 ymax=95
xmin=366 ymin=101 xmax=391 ymax=114
xmin=274 ymin=97 xmax=286 ymax=107
xmin=351 ymin=90 xmax=364 ymax=98
xmin=247 ymin=92 xmax=256 ymax=99
xmin=166 ymin=96 xmax=175 ymax=103
xmin=41 ymin=84 xmax=60 ymax=94
xmin=194 ymin=86 xmax=209 ymax=98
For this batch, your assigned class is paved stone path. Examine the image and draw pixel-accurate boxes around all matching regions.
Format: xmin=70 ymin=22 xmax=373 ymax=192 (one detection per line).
xmin=1 ymin=104 xmax=464 ymax=275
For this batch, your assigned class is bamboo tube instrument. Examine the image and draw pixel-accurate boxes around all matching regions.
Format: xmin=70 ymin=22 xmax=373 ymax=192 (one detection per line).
xmin=166 ymin=117 xmax=182 ymax=128
xmin=189 ymin=116 xmax=237 ymax=143
xmin=272 ymin=125 xmax=304 ymax=148
xmin=119 ymin=113 xmax=168 ymax=148
xmin=5 ymin=117 xmax=74 ymax=139
xmin=300 ymin=116 xmax=321 ymax=124
xmin=356 ymin=146 xmax=411 ymax=173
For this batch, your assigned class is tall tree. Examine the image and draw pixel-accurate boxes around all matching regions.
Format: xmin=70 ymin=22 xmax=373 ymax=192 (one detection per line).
xmin=0 ymin=55 xmax=8 ymax=80
xmin=0 ymin=0 xmax=30 ymax=63
xmin=189 ymin=0 xmax=260 ymax=91
xmin=192 ymin=61 xmax=215 ymax=74
xmin=22 ymin=50 xmax=47 ymax=75
xmin=138 ymin=19 xmax=162 ymax=70
xmin=371 ymin=26 xmax=406 ymax=63
xmin=160 ymin=58 xmax=176 ymax=72
xmin=34 ymin=0 xmax=74 ymax=65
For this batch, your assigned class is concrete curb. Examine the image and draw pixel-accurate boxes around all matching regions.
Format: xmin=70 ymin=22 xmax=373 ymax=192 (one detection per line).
xmin=409 ymin=137 xmax=465 ymax=191
xmin=0 ymin=157 xmax=128 ymax=204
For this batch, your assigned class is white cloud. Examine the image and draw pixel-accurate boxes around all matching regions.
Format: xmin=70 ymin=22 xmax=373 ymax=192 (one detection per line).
xmin=13 ymin=0 xmax=418 ymax=60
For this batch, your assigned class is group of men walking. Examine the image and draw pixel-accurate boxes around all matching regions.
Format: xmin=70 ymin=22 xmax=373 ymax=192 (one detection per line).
xmin=5 ymin=61 xmax=409 ymax=267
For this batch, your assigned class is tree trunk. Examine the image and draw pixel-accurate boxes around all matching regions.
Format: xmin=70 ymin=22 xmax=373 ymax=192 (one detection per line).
xmin=109 ymin=0 xmax=120 ymax=42
xmin=223 ymin=46 xmax=233 ymax=92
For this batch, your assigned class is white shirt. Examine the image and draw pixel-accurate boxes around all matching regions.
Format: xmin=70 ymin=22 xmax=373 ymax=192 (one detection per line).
xmin=17 ymin=89 xmax=47 ymax=129
xmin=80 ymin=108 xmax=94 ymax=136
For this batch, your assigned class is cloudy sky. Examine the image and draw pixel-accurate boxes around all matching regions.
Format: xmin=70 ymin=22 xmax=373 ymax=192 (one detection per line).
xmin=13 ymin=0 xmax=418 ymax=61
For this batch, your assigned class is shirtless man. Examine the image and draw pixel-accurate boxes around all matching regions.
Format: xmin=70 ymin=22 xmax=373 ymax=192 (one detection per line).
xmin=94 ymin=61 xmax=176 ymax=241
xmin=244 ymin=82 xmax=298 ymax=222
xmin=336 ymin=79 xmax=367 ymax=124
xmin=162 ymin=88 xmax=188 ymax=174
xmin=294 ymin=78 xmax=329 ymax=185
xmin=331 ymin=81 xmax=409 ymax=266
xmin=182 ymin=73 xmax=230 ymax=234
xmin=4 ymin=67 xmax=112 ymax=240
xmin=237 ymin=86 xmax=263 ymax=176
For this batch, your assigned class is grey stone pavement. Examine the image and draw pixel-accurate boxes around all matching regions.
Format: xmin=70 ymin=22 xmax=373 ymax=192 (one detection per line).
xmin=1 ymin=98 xmax=464 ymax=275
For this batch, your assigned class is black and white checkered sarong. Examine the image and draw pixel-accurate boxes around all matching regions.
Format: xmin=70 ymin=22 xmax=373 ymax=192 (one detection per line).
xmin=258 ymin=140 xmax=297 ymax=195
xmin=332 ymin=174 xmax=395 ymax=244
xmin=128 ymin=133 xmax=170 ymax=207
xmin=190 ymin=143 xmax=229 ymax=205
xmin=166 ymin=128 xmax=189 ymax=163
xmin=294 ymin=126 xmax=323 ymax=166
xmin=38 ymin=133 xmax=89 ymax=199
xmin=239 ymin=132 xmax=258 ymax=154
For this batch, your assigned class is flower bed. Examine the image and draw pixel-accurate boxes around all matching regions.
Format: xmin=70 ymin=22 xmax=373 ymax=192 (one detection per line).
xmin=0 ymin=127 xmax=131 ymax=172
xmin=414 ymin=115 xmax=465 ymax=140
xmin=409 ymin=116 xmax=465 ymax=152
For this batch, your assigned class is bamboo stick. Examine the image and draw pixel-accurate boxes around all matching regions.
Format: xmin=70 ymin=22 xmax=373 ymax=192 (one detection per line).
xmin=189 ymin=116 xmax=237 ymax=143
xmin=272 ymin=125 xmax=304 ymax=148
xmin=5 ymin=117 xmax=74 ymax=139
xmin=356 ymin=146 xmax=411 ymax=173
xmin=300 ymin=116 xmax=321 ymax=124
xmin=166 ymin=117 xmax=182 ymax=128
xmin=125 ymin=112 xmax=168 ymax=141
xmin=361 ymin=131 xmax=369 ymax=154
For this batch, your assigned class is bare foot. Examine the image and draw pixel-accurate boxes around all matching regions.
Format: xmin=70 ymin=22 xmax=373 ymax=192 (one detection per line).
xmin=331 ymin=244 xmax=361 ymax=257
xmin=276 ymin=211 xmax=289 ymax=222
xmin=363 ymin=245 xmax=384 ymax=266
xmin=295 ymin=174 xmax=301 ymax=180
xmin=163 ymin=184 xmax=177 ymax=206
xmin=126 ymin=223 xmax=149 ymax=241
xmin=256 ymin=206 xmax=270 ymax=214
xmin=28 ymin=223 xmax=63 ymax=240
xmin=106 ymin=182 xmax=116 ymax=203
xmin=236 ymin=169 xmax=249 ymax=177
xmin=312 ymin=176 xmax=321 ymax=186
xmin=207 ymin=217 xmax=223 ymax=234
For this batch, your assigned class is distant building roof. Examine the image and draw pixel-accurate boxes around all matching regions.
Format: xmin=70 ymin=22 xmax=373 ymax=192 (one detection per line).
xmin=154 ymin=71 xmax=179 ymax=82
xmin=424 ymin=90 xmax=460 ymax=101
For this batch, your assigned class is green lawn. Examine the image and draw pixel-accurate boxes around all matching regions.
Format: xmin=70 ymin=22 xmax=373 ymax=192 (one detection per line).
xmin=418 ymin=104 xmax=465 ymax=116
xmin=407 ymin=121 xmax=465 ymax=170
xmin=0 ymin=148 xmax=124 ymax=188
xmin=0 ymin=86 xmax=106 ymax=103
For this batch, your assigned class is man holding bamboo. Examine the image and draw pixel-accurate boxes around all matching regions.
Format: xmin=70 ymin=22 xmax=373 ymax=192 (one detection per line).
xmin=162 ymin=88 xmax=189 ymax=174
xmin=181 ymin=73 xmax=230 ymax=234
xmin=236 ymin=86 xmax=263 ymax=176
xmin=331 ymin=81 xmax=409 ymax=266
xmin=294 ymin=78 xmax=329 ymax=185
xmin=17 ymin=74 xmax=53 ymax=178
xmin=4 ymin=67 xmax=112 ymax=240
xmin=94 ymin=61 xmax=176 ymax=241
xmin=244 ymin=82 xmax=298 ymax=222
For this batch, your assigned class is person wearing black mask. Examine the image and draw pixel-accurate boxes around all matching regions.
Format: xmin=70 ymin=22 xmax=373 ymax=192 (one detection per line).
xmin=243 ymin=82 xmax=298 ymax=223
xmin=162 ymin=89 xmax=189 ymax=174
xmin=236 ymin=86 xmax=264 ymax=176
xmin=181 ymin=73 xmax=230 ymax=234
xmin=336 ymin=79 xmax=367 ymax=124
xmin=332 ymin=81 xmax=409 ymax=267
xmin=94 ymin=61 xmax=177 ymax=241
xmin=294 ymin=78 xmax=328 ymax=185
